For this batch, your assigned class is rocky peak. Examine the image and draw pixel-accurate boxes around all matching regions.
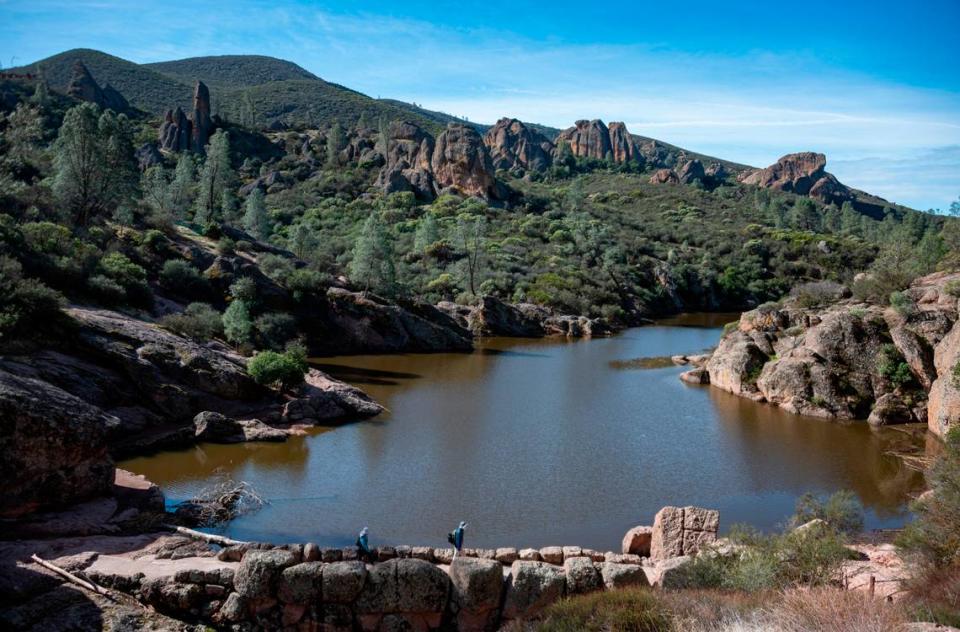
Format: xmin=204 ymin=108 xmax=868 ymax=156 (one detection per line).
xmin=157 ymin=80 xmax=214 ymax=154
xmin=66 ymin=61 xmax=129 ymax=112
xmin=555 ymin=119 xmax=612 ymax=161
xmin=432 ymin=123 xmax=505 ymax=200
xmin=375 ymin=120 xmax=437 ymax=200
xmin=607 ymin=122 xmax=639 ymax=164
xmin=739 ymin=152 xmax=853 ymax=205
xmin=482 ymin=117 xmax=554 ymax=172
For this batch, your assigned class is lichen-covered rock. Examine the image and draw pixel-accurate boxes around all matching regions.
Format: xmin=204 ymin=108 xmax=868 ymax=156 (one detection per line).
xmin=502 ymin=561 xmax=566 ymax=619
xmin=322 ymin=561 xmax=367 ymax=603
xmin=356 ymin=559 xmax=449 ymax=615
xmin=277 ymin=562 xmax=323 ymax=603
xmin=538 ymin=547 xmax=563 ymax=565
xmin=599 ymin=562 xmax=649 ymax=589
xmin=450 ymin=557 xmax=503 ymax=631
xmin=563 ymin=557 xmax=602 ymax=594
xmin=0 ymin=369 xmax=115 ymax=518
xmin=234 ymin=549 xmax=299 ymax=599
xmin=705 ymin=331 xmax=768 ymax=397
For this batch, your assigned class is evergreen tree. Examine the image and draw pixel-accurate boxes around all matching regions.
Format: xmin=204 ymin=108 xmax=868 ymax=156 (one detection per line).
xmin=53 ymin=103 xmax=138 ymax=226
xmin=414 ymin=212 xmax=439 ymax=253
xmin=168 ymin=153 xmax=197 ymax=220
xmin=221 ymin=187 xmax=239 ymax=225
xmin=222 ymin=298 xmax=253 ymax=347
xmin=349 ymin=213 xmax=396 ymax=294
xmin=289 ymin=223 xmax=313 ymax=259
xmin=326 ymin=123 xmax=342 ymax=167
xmin=194 ymin=130 xmax=235 ymax=225
xmin=243 ymin=188 xmax=270 ymax=240
xmin=377 ymin=116 xmax=390 ymax=157
xmin=141 ymin=165 xmax=173 ymax=226
xmin=790 ymin=198 xmax=821 ymax=232
xmin=456 ymin=215 xmax=487 ymax=297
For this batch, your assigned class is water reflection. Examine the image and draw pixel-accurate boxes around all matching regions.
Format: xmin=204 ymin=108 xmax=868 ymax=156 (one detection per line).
xmin=120 ymin=315 xmax=926 ymax=550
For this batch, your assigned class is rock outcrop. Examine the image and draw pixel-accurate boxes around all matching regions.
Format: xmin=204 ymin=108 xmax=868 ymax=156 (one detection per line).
xmin=739 ymin=152 xmax=853 ymax=206
xmin=437 ymin=296 xmax=610 ymax=338
xmin=650 ymin=506 xmax=719 ymax=561
xmin=158 ymin=81 xmax=214 ymax=153
xmin=431 ymin=123 xmax=506 ymax=200
xmin=649 ymin=168 xmax=679 ymax=184
xmin=376 ymin=120 xmax=437 ymax=200
xmin=65 ymin=61 xmax=129 ymax=112
xmin=676 ymin=159 xmax=705 ymax=185
xmin=555 ymin=119 xmax=613 ymax=161
xmin=608 ymin=122 xmax=639 ymax=164
xmin=698 ymin=271 xmax=960 ymax=434
xmin=0 ymin=369 xmax=116 ymax=518
xmin=482 ymin=118 xmax=554 ymax=173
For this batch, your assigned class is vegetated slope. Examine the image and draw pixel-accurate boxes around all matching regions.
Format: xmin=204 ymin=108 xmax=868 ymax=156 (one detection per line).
xmin=12 ymin=49 xmax=449 ymax=132
xmin=12 ymin=48 xmax=187 ymax=114
xmin=145 ymin=55 xmax=320 ymax=89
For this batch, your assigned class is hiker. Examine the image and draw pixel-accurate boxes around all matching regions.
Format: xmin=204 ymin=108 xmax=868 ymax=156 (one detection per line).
xmin=356 ymin=526 xmax=374 ymax=563
xmin=448 ymin=521 xmax=467 ymax=560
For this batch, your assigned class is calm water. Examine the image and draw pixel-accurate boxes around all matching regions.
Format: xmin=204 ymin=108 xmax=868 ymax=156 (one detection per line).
xmin=121 ymin=315 xmax=928 ymax=551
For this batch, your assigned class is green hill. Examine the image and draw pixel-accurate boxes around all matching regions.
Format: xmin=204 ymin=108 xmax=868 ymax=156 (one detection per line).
xmin=145 ymin=55 xmax=319 ymax=89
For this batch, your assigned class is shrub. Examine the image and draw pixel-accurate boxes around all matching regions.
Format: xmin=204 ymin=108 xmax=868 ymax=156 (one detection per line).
xmin=86 ymin=274 xmax=127 ymax=304
xmin=790 ymin=490 xmax=864 ymax=534
xmin=159 ymin=259 xmax=210 ymax=299
xmin=954 ymin=361 xmax=960 ymax=389
xmin=217 ymin=237 xmax=236 ymax=255
xmin=765 ymin=588 xmax=907 ymax=632
xmin=254 ymin=312 xmax=298 ymax=350
xmin=258 ymin=253 xmax=295 ymax=283
xmin=0 ymin=256 xmax=65 ymax=340
xmin=287 ymin=268 xmax=326 ymax=302
xmin=890 ymin=290 xmax=915 ymax=316
xmin=535 ymin=587 xmax=671 ymax=632
xmin=247 ymin=347 xmax=307 ymax=391
xmin=160 ymin=303 xmax=223 ymax=341
xmin=229 ymin=277 xmax=257 ymax=304
xmin=791 ymin=280 xmax=846 ymax=308
xmin=946 ymin=279 xmax=960 ymax=298
xmin=877 ymin=344 xmax=914 ymax=389
xmin=97 ymin=252 xmax=152 ymax=306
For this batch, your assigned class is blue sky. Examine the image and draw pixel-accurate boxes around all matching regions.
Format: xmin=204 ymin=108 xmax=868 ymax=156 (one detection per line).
xmin=2 ymin=0 xmax=958 ymax=211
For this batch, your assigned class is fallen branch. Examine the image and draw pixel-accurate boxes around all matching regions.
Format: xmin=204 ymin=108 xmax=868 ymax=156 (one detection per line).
xmin=163 ymin=524 xmax=249 ymax=547
xmin=30 ymin=554 xmax=115 ymax=599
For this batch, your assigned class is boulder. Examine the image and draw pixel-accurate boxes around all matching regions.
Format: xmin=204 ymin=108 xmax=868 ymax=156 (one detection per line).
xmin=502 ymin=561 xmax=566 ymax=619
xmin=277 ymin=562 xmax=323 ymax=603
xmin=356 ymin=559 xmax=449 ymax=615
xmin=648 ymin=555 xmax=692 ymax=588
xmin=322 ymin=561 xmax=367 ymax=603
xmin=929 ymin=319 xmax=960 ymax=437
xmin=483 ymin=118 xmax=553 ymax=172
xmin=621 ymin=526 xmax=653 ymax=556
xmin=538 ymin=547 xmax=563 ymax=565
xmin=193 ymin=411 xmax=288 ymax=443
xmin=649 ymin=168 xmax=679 ymax=184
xmin=495 ymin=548 xmax=519 ymax=565
xmin=375 ymin=120 xmax=437 ymax=199
xmin=233 ymin=549 xmax=299 ymax=600
xmin=518 ymin=548 xmax=541 ymax=562
xmin=679 ymin=367 xmax=710 ymax=385
xmin=0 ymin=369 xmax=116 ymax=518
xmin=739 ymin=152 xmax=853 ymax=205
xmin=599 ymin=563 xmax=649 ymax=590
xmin=563 ymin=557 xmax=602 ymax=594
xmin=676 ymin=159 xmax=705 ymax=184
xmin=650 ymin=506 xmax=718 ymax=561
xmin=867 ymin=393 xmax=916 ymax=426
xmin=705 ymin=330 xmax=768 ymax=397
xmin=450 ymin=557 xmax=503 ymax=631
xmin=282 ymin=369 xmax=385 ymax=424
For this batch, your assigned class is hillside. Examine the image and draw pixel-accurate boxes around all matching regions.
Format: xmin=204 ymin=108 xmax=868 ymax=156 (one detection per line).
xmin=145 ymin=54 xmax=319 ymax=89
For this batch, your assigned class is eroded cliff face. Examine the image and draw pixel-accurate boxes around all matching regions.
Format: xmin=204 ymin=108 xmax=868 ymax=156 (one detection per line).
xmin=699 ymin=272 xmax=960 ymax=437
xmin=482 ymin=117 xmax=554 ymax=173
xmin=738 ymin=152 xmax=854 ymax=207
xmin=555 ymin=119 xmax=614 ymax=161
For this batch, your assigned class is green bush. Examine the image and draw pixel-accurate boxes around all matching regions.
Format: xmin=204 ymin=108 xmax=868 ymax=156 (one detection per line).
xmin=222 ymin=299 xmax=253 ymax=346
xmin=790 ymin=490 xmax=864 ymax=534
xmin=945 ymin=280 xmax=960 ymax=298
xmin=537 ymin=587 xmax=671 ymax=632
xmin=877 ymin=344 xmax=914 ymax=389
xmin=159 ymin=259 xmax=210 ymax=299
xmin=97 ymin=252 xmax=152 ymax=306
xmin=254 ymin=312 xmax=298 ymax=350
xmin=0 ymin=256 xmax=65 ymax=340
xmin=160 ymin=303 xmax=223 ymax=341
xmin=86 ymin=274 xmax=126 ymax=304
xmin=247 ymin=346 xmax=308 ymax=390
xmin=890 ymin=291 xmax=916 ymax=316
xmin=287 ymin=268 xmax=326 ymax=302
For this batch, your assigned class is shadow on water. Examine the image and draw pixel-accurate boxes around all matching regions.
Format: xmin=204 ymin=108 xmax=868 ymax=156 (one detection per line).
xmin=476 ymin=347 xmax=550 ymax=358
xmin=312 ymin=363 xmax=423 ymax=386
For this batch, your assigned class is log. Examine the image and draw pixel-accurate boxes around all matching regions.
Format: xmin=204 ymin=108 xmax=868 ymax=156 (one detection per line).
xmin=30 ymin=554 xmax=114 ymax=598
xmin=163 ymin=524 xmax=249 ymax=547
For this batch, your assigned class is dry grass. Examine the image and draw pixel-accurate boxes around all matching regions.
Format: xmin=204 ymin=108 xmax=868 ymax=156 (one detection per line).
xmin=762 ymin=588 xmax=907 ymax=632
xmin=905 ymin=562 xmax=960 ymax=627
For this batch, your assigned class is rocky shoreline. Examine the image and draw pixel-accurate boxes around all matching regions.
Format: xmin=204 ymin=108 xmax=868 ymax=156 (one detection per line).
xmin=678 ymin=271 xmax=960 ymax=439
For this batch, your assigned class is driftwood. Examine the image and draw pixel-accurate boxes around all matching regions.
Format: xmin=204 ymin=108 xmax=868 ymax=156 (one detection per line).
xmin=163 ymin=524 xmax=249 ymax=547
xmin=30 ymin=554 xmax=115 ymax=599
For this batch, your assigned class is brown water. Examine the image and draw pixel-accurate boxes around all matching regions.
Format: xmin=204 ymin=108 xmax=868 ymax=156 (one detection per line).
xmin=121 ymin=315 xmax=927 ymax=551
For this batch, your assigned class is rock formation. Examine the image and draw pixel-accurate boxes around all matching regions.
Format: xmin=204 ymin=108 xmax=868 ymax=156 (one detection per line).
xmin=650 ymin=506 xmax=719 ymax=561
xmin=483 ymin=118 xmax=554 ymax=172
xmin=697 ymin=271 xmax=960 ymax=436
xmin=555 ymin=119 xmax=613 ymax=161
xmin=649 ymin=168 xmax=679 ymax=184
xmin=65 ymin=61 xmax=129 ymax=112
xmin=676 ymin=159 xmax=705 ymax=184
xmin=158 ymin=81 xmax=214 ymax=153
xmin=739 ymin=152 xmax=853 ymax=206
xmin=431 ymin=123 xmax=506 ymax=200
xmin=375 ymin=120 xmax=437 ymax=200
xmin=437 ymin=296 xmax=610 ymax=338
xmin=607 ymin=122 xmax=639 ymax=164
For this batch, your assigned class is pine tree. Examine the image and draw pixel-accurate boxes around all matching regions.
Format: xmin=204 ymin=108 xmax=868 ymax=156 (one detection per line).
xmin=194 ymin=130 xmax=235 ymax=225
xmin=414 ymin=212 xmax=439 ymax=253
xmin=141 ymin=165 xmax=172 ymax=226
xmin=243 ymin=188 xmax=270 ymax=240
xmin=791 ymin=198 xmax=821 ymax=232
xmin=168 ymin=153 xmax=197 ymax=220
xmin=326 ymin=123 xmax=342 ymax=167
xmin=377 ymin=116 xmax=390 ymax=157
xmin=53 ymin=103 xmax=137 ymax=226
xmin=349 ymin=213 xmax=395 ymax=294
xmin=222 ymin=298 xmax=253 ymax=347
xmin=289 ymin=223 xmax=313 ymax=259
xmin=456 ymin=215 xmax=487 ymax=297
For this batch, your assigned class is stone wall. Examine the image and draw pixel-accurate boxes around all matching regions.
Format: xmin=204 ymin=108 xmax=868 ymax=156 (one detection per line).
xmin=85 ymin=505 xmax=717 ymax=630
